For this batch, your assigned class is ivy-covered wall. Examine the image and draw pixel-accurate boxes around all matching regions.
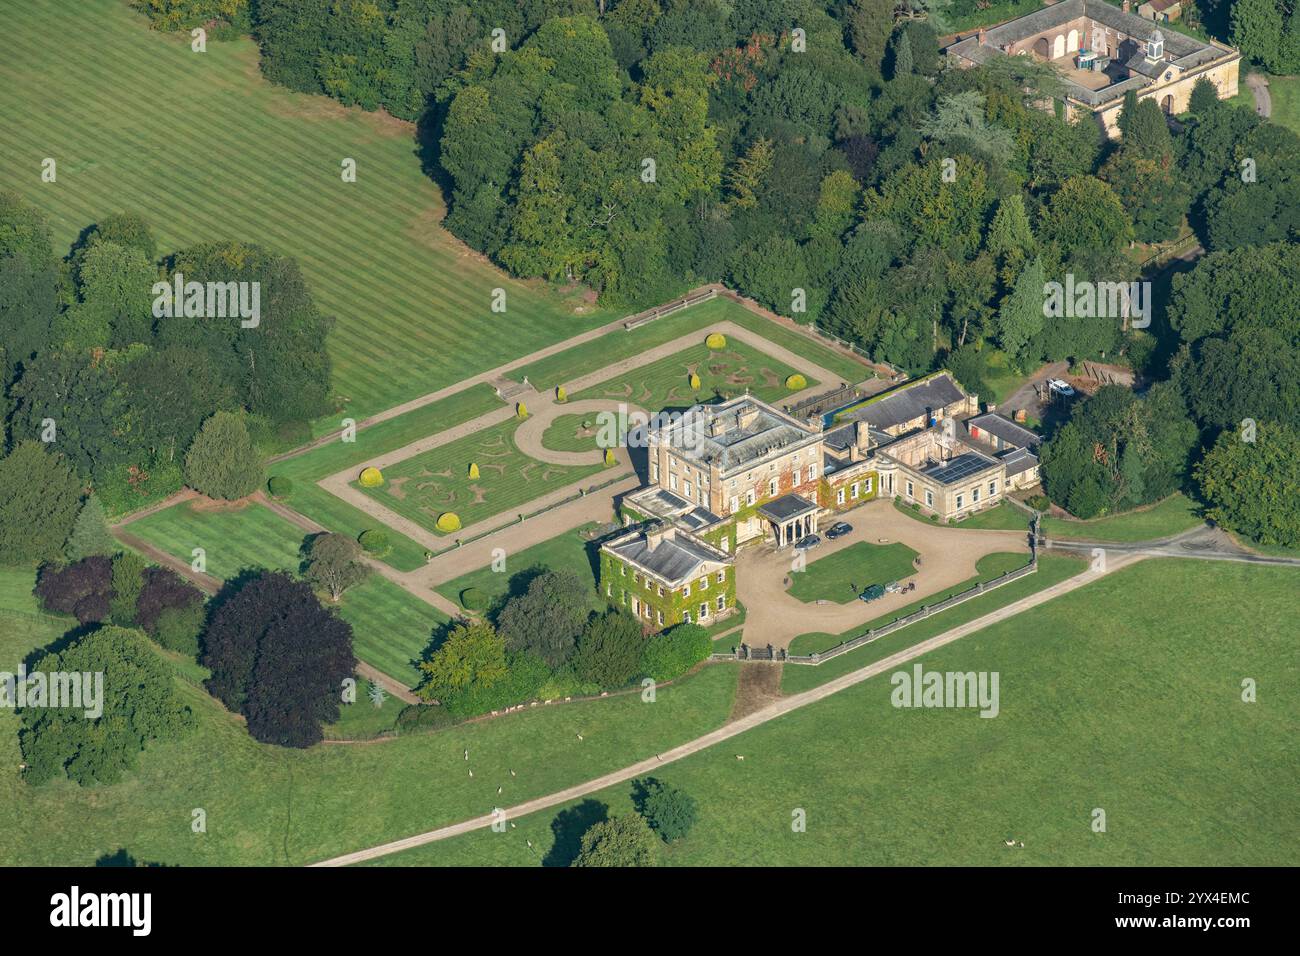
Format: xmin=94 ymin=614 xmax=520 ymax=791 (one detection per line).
xmin=599 ymin=550 xmax=737 ymax=632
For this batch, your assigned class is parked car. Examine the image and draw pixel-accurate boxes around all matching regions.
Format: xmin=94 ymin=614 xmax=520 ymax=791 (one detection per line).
xmin=884 ymin=581 xmax=903 ymax=594
xmin=793 ymin=534 xmax=820 ymax=551
xmin=1047 ymin=378 xmax=1076 ymax=398
xmin=859 ymin=584 xmax=886 ymax=602
xmin=825 ymin=522 xmax=852 ymax=540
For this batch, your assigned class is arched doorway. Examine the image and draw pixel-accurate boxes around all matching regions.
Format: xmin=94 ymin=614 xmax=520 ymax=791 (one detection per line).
xmin=1052 ymin=34 xmax=1065 ymax=59
xmin=1067 ymin=29 xmax=1079 ymax=52
xmin=1033 ymin=37 xmax=1050 ymax=59
xmin=1161 ymin=94 xmax=1173 ymax=114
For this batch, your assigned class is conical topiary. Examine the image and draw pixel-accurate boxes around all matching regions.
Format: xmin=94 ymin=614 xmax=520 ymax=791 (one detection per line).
xmin=604 ymin=447 xmax=616 ymax=467
xmin=468 ymin=462 xmax=480 ymax=479
xmin=517 ymin=401 xmax=528 ymax=418
xmin=556 ymin=385 xmax=567 ymax=402
xmin=689 ymin=372 xmax=701 ymax=390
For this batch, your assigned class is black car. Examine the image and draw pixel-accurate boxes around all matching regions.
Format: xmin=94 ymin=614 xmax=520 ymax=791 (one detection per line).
xmin=825 ymin=522 xmax=852 ymax=540
xmin=793 ymin=534 xmax=820 ymax=551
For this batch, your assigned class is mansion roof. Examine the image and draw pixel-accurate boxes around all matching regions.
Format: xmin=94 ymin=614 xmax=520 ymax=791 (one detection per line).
xmin=653 ymin=396 xmax=819 ymax=473
xmin=840 ymin=372 xmax=968 ymax=433
xmin=603 ymin=524 xmax=731 ymax=586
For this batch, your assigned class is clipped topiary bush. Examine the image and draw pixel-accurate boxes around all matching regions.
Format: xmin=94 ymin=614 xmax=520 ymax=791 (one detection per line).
xmin=556 ymin=385 xmax=567 ymax=402
xmin=468 ymin=462 xmax=480 ymax=480
xmin=436 ymin=512 xmax=462 ymax=533
xmin=460 ymin=587 xmax=487 ymax=611
xmin=688 ymin=372 xmax=701 ymax=390
xmin=604 ymin=447 xmax=616 ymax=467
xmin=516 ymin=401 xmax=528 ymax=419
xmin=358 ymin=529 xmax=389 ymax=553
xmin=267 ymin=475 xmax=293 ymax=498
xmin=785 ymin=373 xmax=808 ymax=390
xmin=705 ymin=332 xmax=727 ymax=349
xmin=358 ymin=466 xmax=384 ymax=488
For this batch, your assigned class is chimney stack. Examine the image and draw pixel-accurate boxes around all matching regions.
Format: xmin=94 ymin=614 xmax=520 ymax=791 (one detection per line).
xmin=1122 ymin=0 xmax=1130 ymax=12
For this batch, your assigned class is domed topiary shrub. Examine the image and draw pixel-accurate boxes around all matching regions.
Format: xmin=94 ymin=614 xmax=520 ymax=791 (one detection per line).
xmin=556 ymin=385 xmax=567 ymax=402
xmin=705 ymin=332 xmax=727 ymax=350
xmin=785 ymin=373 xmax=808 ymax=390
xmin=359 ymin=529 xmax=389 ymax=553
xmin=267 ymin=475 xmax=293 ymax=498
xmin=516 ymin=401 xmax=528 ymax=419
xmin=358 ymin=466 xmax=384 ymax=487
xmin=688 ymin=372 xmax=701 ymax=390
xmin=436 ymin=512 xmax=462 ymax=533
xmin=460 ymin=587 xmax=487 ymax=612
xmin=468 ymin=462 xmax=480 ymax=479
xmin=604 ymin=447 xmax=616 ymax=466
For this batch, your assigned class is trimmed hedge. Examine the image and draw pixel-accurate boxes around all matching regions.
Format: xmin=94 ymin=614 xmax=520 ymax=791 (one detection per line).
xmin=267 ymin=475 xmax=293 ymax=498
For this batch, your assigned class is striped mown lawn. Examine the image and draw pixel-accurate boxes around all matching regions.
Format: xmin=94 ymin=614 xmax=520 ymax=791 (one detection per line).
xmin=123 ymin=501 xmax=443 ymax=685
xmin=0 ymin=567 xmax=41 ymax=618
xmin=572 ymin=339 xmax=814 ymax=411
xmin=359 ymin=418 xmax=604 ymax=535
xmin=334 ymin=576 xmax=446 ymax=687
xmin=125 ymin=501 xmax=308 ymax=581
xmin=514 ymin=297 xmax=873 ymax=389
xmin=269 ymin=385 xmax=505 ymax=571
xmin=0 ymin=0 xmax=613 ymax=432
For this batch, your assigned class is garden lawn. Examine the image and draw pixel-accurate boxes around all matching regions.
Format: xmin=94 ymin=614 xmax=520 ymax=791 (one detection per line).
xmin=783 ymin=553 xmax=1080 ymax=693
xmin=572 ymin=340 xmax=813 ymax=411
xmin=0 ymin=1 xmax=613 ymax=434
xmin=270 ymin=385 xmax=504 ymax=571
xmin=124 ymin=501 xmax=307 ymax=580
xmin=376 ymin=559 xmax=1298 ymax=866
xmin=333 ymin=575 xmax=447 ymax=686
xmin=514 ymin=297 xmax=872 ymax=390
xmin=0 ymin=566 xmax=42 ymax=618
xmin=1040 ymin=492 xmax=1203 ymax=542
xmin=1 ymin=655 xmax=738 ymax=865
xmin=787 ymin=541 xmax=920 ymax=604
xmin=434 ymin=524 xmax=605 ymax=614
xmin=357 ymin=418 xmax=603 ymax=534
xmin=894 ymin=498 xmax=1029 ymax=532
xmin=541 ymin=411 xmax=628 ymax=454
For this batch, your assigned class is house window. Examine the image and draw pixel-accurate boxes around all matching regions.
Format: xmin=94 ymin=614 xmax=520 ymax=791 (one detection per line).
xmin=685 ymin=481 xmax=692 ymax=498
xmin=716 ymin=595 xmax=726 ymax=611
xmin=746 ymin=490 xmax=756 ymax=506
xmin=989 ymin=480 xmax=997 ymax=496
xmin=716 ymin=569 xmax=725 ymax=583
xmin=657 ymin=610 xmax=664 ymax=625
xmin=652 ymin=462 xmax=659 ymax=481
xmin=924 ymin=489 xmax=933 ymax=507
xmin=606 ymin=582 xmax=612 ymax=597
xmin=972 ymin=487 xmax=980 ymax=503
xmin=620 ymin=564 xmax=626 ymax=576
xmin=720 ymin=537 xmax=730 ymax=553
xmin=683 ymin=583 xmax=691 ymax=598
xmin=850 ymin=482 xmax=860 ymax=500
xmin=657 ymin=585 xmax=664 ymax=596
xmin=769 ymin=478 xmax=777 ymax=497
xmin=729 ymin=495 xmax=739 ymax=513
xmin=837 ymin=488 xmax=846 ymax=505
xmin=669 ymin=474 xmax=678 ymax=491
xmin=956 ymin=494 xmax=964 ymax=510
xmin=682 ymin=610 xmax=691 ymax=623
xmin=906 ymin=480 xmax=914 ymax=499
xmin=699 ymin=602 xmax=709 ymax=619
xmin=701 ymin=575 xmax=709 ymax=590
xmin=645 ymin=577 xmax=652 ymax=590
xmin=632 ymin=597 xmax=640 ymax=614
xmin=864 ymin=477 xmax=873 ymax=494
xmin=621 ymin=591 xmax=627 ymax=605
xmin=808 ymin=464 xmax=817 ymax=480
xmin=793 ymin=468 xmax=801 ymax=485
xmin=633 ymin=572 xmax=640 ymax=585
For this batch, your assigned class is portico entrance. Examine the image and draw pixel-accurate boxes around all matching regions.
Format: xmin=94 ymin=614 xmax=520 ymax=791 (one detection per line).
xmin=757 ymin=493 xmax=821 ymax=548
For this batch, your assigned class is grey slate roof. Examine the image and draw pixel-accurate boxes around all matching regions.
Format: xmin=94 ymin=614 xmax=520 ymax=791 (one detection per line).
xmin=658 ymin=397 xmax=818 ymax=472
xmin=967 ymin=413 xmax=1042 ymax=449
xmin=999 ymin=446 xmax=1041 ymax=478
xmin=757 ymin=493 xmax=819 ymax=523
xmin=844 ymin=373 xmax=968 ymax=432
xmin=606 ymin=528 xmax=728 ymax=586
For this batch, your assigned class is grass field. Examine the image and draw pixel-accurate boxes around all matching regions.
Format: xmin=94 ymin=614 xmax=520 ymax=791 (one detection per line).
xmin=783 ymin=553 xmax=1077 ymax=693
xmin=0 ymin=0 xmax=614 ymax=433
xmin=572 ymin=340 xmax=813 ymax=411
xmin=894 ymin=498 xmax=1030 ymax=532
xmin=269 ymin=385 xmax=504 ymax=570
xmin=1041 ymin=493 xmax=1203 ymax=542
xmin=1 ymin=644 xmax=738 ymax=865
xmin=122 ymin=501 xmax=442 ymax=684
xmin=514 ymin=297 xmax=872 ymax=390
xmin=375 ymin=559 xmax=1298 ymax=866
xmin=434 ymin=523 xmax=605 ymax=614
xmin=1228 ymin=72 xmax=1300 ymax=135
xmin=787 ymin=541 xmax=920 ymax=604
xmin=540 ymin=411 xmax=630 ymax=454
xmin=359 ymin=418 xmax=604 ymax=534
